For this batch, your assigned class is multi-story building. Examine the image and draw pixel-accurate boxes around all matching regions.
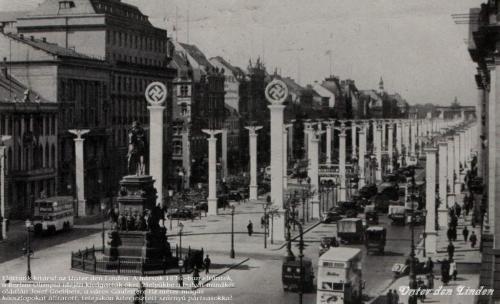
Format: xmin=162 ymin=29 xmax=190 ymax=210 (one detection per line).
xmin=0 ymin=0 xmax=176 ymax=213
xmin=171 ymin=42 xmax=226 ymax=185
xmin=0 ymin=70 xmax=58 ymax=218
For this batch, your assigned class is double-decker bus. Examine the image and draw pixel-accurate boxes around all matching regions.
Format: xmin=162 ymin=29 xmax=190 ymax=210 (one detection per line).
xmin=33 ymin=196 xmax=74 ymax=235
xmin=317 ymin=247 xmax=364 ymax=304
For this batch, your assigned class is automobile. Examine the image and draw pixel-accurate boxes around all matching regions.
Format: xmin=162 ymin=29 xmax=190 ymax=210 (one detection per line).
xmin=359 ymin=184 xmax=378 ymax=199
xmin=237 ymin=187 xmax=249 ymax=199
xmin=364 ymin=205 xmax=378 ymax=225
xmin=318 ymin=236 xmax=339 ymax=256
xmin=321 ymin=211 xmax=342 ymax=224
xmin=336 ymin=201 xmax=363 ymax=216
xmin=195 ymin=202 xmax=208 ymax=212
xmin=168 ymin=208 xmax=195 ymax=220
xmin=282 ymin=258 xmax=314 ymax=292
xmin=228 ymin=190 xmax=243 ymax=202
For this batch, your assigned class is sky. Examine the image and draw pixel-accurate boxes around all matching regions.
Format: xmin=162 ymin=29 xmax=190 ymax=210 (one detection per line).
xmin=0 ymin=0 xmax=484 ymax=106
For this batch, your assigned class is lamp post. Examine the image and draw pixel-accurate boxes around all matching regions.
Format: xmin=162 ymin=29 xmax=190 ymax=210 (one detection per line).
xmin=408 ymin=168 xmax=417 ymax=304
xmin=25 ymin=219 xmax=33 ymax=280
xmin=230 ymin=205 xmax=235 ymax=258
xmin=288 ymin=217 xmax=304 ymax=304
xmin=422 ymin=208 xmax=428 ymax=258
xmin=178 ymin=222 xmax=184 ymax=287
xmin=168 ymin=190 xmax=174 ymax=230
xmin=100 ymin=200 xmax=106 ymax=251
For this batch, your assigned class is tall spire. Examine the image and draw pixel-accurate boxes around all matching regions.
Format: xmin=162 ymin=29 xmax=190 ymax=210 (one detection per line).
xmin=378 ymin=77 xmax=384 ymax=94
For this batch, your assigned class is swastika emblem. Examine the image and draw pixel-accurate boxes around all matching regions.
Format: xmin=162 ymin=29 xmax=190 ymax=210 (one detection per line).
xmin=265 ymin=79 xmax=288 ymax=105
xmin=145 ymin=82 xmax=167 ymax=105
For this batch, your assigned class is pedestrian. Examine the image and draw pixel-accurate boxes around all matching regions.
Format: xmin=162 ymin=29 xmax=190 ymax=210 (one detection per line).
xmin=260 ymin=216 xmax=265 ymax=229
xmin=450 ymin=259 xmax=457 ymax=281
xmin=192 ymin=266 xmax=200 ymax=287
xmin=393 ymin=289 xmax=399 ymax=304
xmin=470 ymin=231 xmax=477 ymax=248
xmin=386 ymin=289 xmax=393 ymax=304
xmin=447 ymin=242 xmax=455 ymax=261
xmin=455 ymin=203 xmax=462 ymax=218
xmin=426 ymin=272 xmax=434 ymax=289
xmin=446 ymin=227 xmax=453 ymax=242
xmin=247 ymin=220 xmax=253 ymax=236
xmin=425 ymin=257 xmax=434 ymax=274
xmin=441 ymin=259 xmax=450 ymax=285
xmin=462 ymin=226 xmax=469 ymax=242
xmin=452 ymin=226 xmax=457 ymax=242
xmin=204 ymin=254 xmax=211 ymax=274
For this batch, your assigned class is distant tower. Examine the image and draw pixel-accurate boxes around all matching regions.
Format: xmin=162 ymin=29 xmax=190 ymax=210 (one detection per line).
xmin=378 ymin=77 xmax=384 ymax=94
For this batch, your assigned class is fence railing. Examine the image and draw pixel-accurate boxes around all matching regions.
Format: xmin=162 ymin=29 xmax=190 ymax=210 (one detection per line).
xmin=71 ymin=245 xmax=204 ymax=276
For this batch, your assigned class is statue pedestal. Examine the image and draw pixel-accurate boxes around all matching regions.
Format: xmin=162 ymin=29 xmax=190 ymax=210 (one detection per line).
xmin=104 ymin=175 xmax=172 ymax=265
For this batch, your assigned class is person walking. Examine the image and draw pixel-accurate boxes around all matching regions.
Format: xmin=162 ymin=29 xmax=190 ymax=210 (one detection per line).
xmin=441 ymin=259 xmax=450 ymax=285
xmin=426 ymin=272 xmax=434 ymax=289
xmin=192 ymin=266 xmax=200 ymax=287
xmin=450 ymin=259 xmax=458 ymax=281
xmin=425 ymin=257 xmax=434 ymax=274
xmin=203 ymin=254 xmax=211 ymax=274
xmin=447 ymin=242 xmax=455 ymax=261
xmin=393 ymin=289 xmax=399 ymax=304
xmin=386 ymin=289 xmax=393 ymax=304
xmin=469 ymin=231 xmax=478 ymax=248
xmin=462 ymin=226 xmax=469 ymax=242
xmin=247 ymin=220 xmax=253 ymax=236
xmin=455 ymin=203 xmax=462 ymax=218
xmin=446 ymin=227 xmax=453 ymax=242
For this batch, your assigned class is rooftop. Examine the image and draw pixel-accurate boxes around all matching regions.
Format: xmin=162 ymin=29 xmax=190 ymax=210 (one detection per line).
xmin=319 ymin=247 xmax=361 ymax=262
xmin=0 ymin=70 xmax=50 ymax=104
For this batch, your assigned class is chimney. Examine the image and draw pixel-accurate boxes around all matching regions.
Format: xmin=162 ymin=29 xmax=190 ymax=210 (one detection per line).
xmin=19 ymin=34 xmax=24 ymax=39
xmin=42 ymin=37 xmax=47 ymax=43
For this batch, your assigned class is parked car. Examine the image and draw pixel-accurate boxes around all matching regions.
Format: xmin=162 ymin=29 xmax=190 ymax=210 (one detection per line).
xmin=359 ymin=184 xmax=378 ymax=199
xmin=322 ymin=211 xmax=342 ymax=224
xmin=168 ymin=208 xmax=195 ymax=220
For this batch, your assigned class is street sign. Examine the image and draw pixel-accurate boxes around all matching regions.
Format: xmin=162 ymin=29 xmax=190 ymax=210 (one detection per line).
xmin=265 ymin=79 xmax=288 ymax=105
xmin=145 ymin=82 xmax=167 ymax=105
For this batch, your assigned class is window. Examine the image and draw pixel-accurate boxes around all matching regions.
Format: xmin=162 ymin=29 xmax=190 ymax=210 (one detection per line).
xmin=59 ymin=1 xmax=75 ymax=9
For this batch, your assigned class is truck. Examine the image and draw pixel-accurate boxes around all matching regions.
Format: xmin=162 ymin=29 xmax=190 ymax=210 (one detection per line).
xmin=388 ymin=205 xmax=406 ymax=225
xmin=282 ymin=257 xmax=314 ymax=292
xmin=364 ymin=226 xmax=386 ymax=254
xmin=337 ymin=218 xmax=364 ymax=244
xmin=317 ymin=247 xmax=364 ymax=304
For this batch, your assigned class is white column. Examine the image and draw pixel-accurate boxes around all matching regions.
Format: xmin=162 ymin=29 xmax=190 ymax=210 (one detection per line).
xmin=488 ymin=64 xmax=497 ymax=235
xmin=288 ymin=122 xmax=294 ymax=160
xmin=0 ymin=136 xmax=11 ymax=240
xmin=351 ymin=121 xmax=357 ymax=160
xmin=358 ymin=123 xmax=367 ymax=189
xmin=453 ymin=133 xmax=461 ymax=195
xmin=182 ymin=129 xmax=191 ymax=189
xmin=387 ymin=122 xmax=394 ymax=173
xmin=147 ymin=104 xmax=165 ymax=206
xmin=69 ymin=129 xmax=90 ymax=216
xmin=396 ymin=121 xmax=402 ymax=166
xmin=410 ymin=121 xmax=416 ymax=156
xmin=438 ymin=141 xmax=448 ymax=228
xmin=372 ymin=120 xmax=377 ymax=154
xmin=476 ymin=81 xmax=485 ymax=177
xmin=338 ymin=127 xmax=347 ymax=201
xmin=309 ymin=131 xmax=322 ymax=219
xmin=404 ymin=121 xmax=410 ymax=158
xmin=269 ymin=104 xmax=285 ymax=241
xmin=303 ymin=122 xmax=312 ymax=156
xmin=375 ymin=123 xmax=382 ymax=181
xmin=425 ymin=147 xmax=437 ymax=254
xmin=447 ymin=137 xmax=455 ymax=208
xmin=325 ymin=122 xmax=334 ymax=164
xmin=203 ymin=130 xmax=222 ymax=216
xmin=283 ymin=124 xmax=293 ymax=189
xmin=246 ymin=126 xmax=262 ymax=200
xmin=222 ymin=129 xmax=228 ymax=179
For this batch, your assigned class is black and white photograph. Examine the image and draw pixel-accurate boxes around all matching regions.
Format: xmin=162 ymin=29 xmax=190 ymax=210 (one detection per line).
xmin=0 ymin=0 xmax=494 ymax=303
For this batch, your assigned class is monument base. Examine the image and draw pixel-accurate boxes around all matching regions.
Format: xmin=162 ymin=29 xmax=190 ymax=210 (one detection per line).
xmin=249 ymin=185 xmax=258 ymax=201
xmin=438 ymin=208 xmax=448 ymax=229
xmin=207 ymin=198 xmax=218 ymax=216
xmin=424 ymin=231 xmax=437 ymax=254
xmin=271 ymin=212 xmax=286 ymax=242
xmin=77 ymin=199 xmax=86 ymax=217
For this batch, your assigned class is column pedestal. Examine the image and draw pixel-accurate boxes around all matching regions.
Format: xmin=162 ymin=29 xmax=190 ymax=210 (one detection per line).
xmin=425 ymin=231 xmax=437 ymax=254
xmin=425 ymin=147 xmax=437 ymax=254
xmin=269 ymin=105 xmax=285 ymax=242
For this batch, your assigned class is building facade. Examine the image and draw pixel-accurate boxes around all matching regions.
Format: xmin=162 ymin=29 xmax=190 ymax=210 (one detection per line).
xmin=0 ymin=71 xmax=58 ymax=219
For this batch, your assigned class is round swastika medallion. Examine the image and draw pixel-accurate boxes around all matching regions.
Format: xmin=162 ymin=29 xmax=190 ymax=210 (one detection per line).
xmin=145 ymin=82 xmax=167 ymax=105
xmin=265 ymin=79 xmax=288 ymax=105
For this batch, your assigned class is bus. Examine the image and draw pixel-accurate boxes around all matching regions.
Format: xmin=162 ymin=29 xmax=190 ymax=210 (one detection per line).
xmin=33 ymin=196 xmax=74 ymax=235
xmin=317 ymin=247 xmax=364 ymax=304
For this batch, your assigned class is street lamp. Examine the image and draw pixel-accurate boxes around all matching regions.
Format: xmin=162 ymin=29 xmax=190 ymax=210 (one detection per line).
xmin=288 ymin=216 xmax=304 ymax=304
xmin=408 ymin=168 xmax=418 ymax=304
xmin=168 ymin=189 xmax=174 ymax=230
xmin=422 ymin=208 xmax=428 ymax=258
xmin=100 ymin=200 xmax=106 ymax=251
xmin=24 ymin=219 xmax=33 ymax=280
xmin=230 ymin=205 xmax=235 ymax=258
xmin=178 ymin=222 xmax=184 ymax=287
